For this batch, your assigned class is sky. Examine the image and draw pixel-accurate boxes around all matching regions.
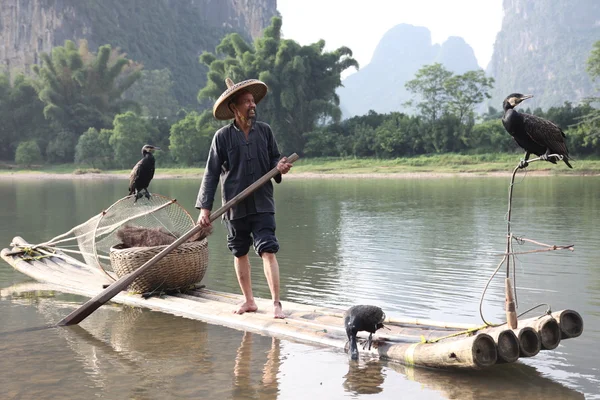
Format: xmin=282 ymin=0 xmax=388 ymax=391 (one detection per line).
xmin=277 ymin=0 xmax=504 ymax=76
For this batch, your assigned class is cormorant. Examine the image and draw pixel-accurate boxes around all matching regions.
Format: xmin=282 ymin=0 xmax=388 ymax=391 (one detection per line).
xmin=502 ymin=93 xmax=572 ymax=168
xmin=129 ymin=145 xmax=160 ymax=202
xmin=344 ymin=305 xmax=386 ymax=360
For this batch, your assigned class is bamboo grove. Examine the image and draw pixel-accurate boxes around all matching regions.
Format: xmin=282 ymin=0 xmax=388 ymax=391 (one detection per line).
xmin=0 ymin=18 xmax=599 ymax=168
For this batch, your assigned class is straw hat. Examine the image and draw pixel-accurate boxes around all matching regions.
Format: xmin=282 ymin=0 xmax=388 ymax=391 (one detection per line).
xmin=212 ymin=78 xmax=268 ymax=120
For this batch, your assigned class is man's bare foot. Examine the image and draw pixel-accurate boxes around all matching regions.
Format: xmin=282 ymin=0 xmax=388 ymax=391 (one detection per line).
xmin=234 ymin=301 xmax=258 ymax=314
xmin=274 ymin=301 xmax=285 ymax=319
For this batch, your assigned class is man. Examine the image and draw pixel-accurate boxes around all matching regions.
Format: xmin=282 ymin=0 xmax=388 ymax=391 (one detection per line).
xmin=196 ymin=78 xmax=292 ymax=319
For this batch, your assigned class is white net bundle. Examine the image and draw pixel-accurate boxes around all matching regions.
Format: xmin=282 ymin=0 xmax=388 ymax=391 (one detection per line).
xmin=34 ymin=194 xmax=196 ymax=277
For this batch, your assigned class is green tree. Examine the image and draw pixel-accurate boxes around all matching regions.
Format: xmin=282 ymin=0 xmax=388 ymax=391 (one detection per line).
xmin=569 ymin=40 xmax=600 ymax=154
xmin=405 ymin=63 xmax=453 ymax=122
xmin=405 ymin=64 xmax=494 ymax=153
xmin=373 ymin=113 xmax=418 ymax=157
xmin=32 ymin=39 xmax=142 ymax=150
xmin=0 ymin=73 xmax=50 ymax=160
xmin=468 ymin=119 xmax=513 ymax=152
xmin=198 ymin=17 xmax=358 ymax=155
xmin=123 ymin=68 xmax=180 ymax=119
xmin=445 ymin=70 xmax=494 ymax=125
xmin=108 ymin=112 xmax=156 ymax=168
xmin=169 ymin=111 xmax=217 ymax=165
xmin=75 ymin=127 xmax=113 ymax=168
xmin=586 ymin=40 xmax=600 ymax=82
xmin=46 ymin=130 xmax=78 ymax=163
xmin=14 ymin=141 xmax=43 ymax=167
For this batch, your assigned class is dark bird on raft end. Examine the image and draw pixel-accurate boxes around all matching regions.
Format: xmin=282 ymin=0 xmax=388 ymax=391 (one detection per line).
xmin=502 ymin=93 xmax=572 ymax=169
xmin=344 ymin=305 xmax=386 ymax=360
xmin=129 ymin=144 xmax=160 ymax=203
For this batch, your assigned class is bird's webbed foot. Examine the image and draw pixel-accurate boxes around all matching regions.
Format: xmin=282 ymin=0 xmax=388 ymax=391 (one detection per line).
xmin=144 ymin=190 xmax=151 ymax=200
xmin=133 ymin=192 xmax=142 ymax=203
xmin=361 ymin=334 xmax=374 ymax=350
xmin=518 ymin=159 xmax=529 ymax=169
xmin=544 ymin=153 xmax=562 ymax=164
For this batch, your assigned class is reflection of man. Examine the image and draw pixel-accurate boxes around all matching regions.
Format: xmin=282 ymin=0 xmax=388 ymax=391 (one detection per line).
xmin=233 ymin=331 xmax=281 ymax=397
xmin=196 ymin=78 xmax=292 ymax=319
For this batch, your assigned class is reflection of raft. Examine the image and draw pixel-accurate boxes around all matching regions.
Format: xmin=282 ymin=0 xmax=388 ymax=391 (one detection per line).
xmin=1 ymin=236 xmax=584 ymax=370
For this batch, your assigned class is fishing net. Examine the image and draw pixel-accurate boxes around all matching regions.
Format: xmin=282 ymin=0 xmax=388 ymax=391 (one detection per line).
xmin=33 ymin=194 xmax=198 ymax=280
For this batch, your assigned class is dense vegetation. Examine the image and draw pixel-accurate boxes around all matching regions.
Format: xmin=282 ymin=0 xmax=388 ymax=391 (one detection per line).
xmin=0 ymin=18 xmax=598 ymax=170
xmin=73 ymin=0 xmax=233 ymax=109
xmin=486 ymin=0 xmax=599 ymax=111
xmin=197 ymin=17 xmax=358 ymax=156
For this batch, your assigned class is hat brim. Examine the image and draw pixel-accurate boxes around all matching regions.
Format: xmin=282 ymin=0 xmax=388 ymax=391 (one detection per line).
xmin=213 ymin=79 xmax=268 ymax=120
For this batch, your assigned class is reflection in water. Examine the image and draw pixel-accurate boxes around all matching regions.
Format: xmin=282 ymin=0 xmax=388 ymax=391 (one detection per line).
xmin=2 ymin=177 xmax=600 ymax=399
xmin=343 ymin=360 xmax=385 ymax=395
xmin=0 ymin=287 xmax=590 ymax=400
xmin=391 ymin=361 xmax=585 ymax=400
xmin=5 ymin=296 xmax=283 ymax=400
xmin=233 ymin=332 xmax=280 ymax=400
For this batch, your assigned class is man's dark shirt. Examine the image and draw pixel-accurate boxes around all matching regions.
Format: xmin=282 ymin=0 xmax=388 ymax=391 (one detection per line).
xmin=196 ymin=120 xmax=282 ymax=220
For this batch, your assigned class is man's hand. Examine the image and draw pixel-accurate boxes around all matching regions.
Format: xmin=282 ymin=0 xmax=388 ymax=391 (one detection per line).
xmin=277 ymin=157 xmax=293 ymax=175
xmin=198 ymin=208 xmax=212 ymax=227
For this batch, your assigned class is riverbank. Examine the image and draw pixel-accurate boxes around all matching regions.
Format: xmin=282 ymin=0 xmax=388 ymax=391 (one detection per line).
xmin=2 ymin=154 xmax=599 ymax=180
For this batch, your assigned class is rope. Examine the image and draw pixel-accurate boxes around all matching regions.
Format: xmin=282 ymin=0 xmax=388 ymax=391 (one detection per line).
xmin=421 ymin=325 xmax=488 ymax=344
xmin=423 ymin=303 xmax=552 ymax=343
xmin=477 ymin=155 xmax=572 ymax=328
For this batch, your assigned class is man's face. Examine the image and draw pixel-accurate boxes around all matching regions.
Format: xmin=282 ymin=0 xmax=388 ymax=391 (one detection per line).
xmin=233 ymin=91 xmax=256 ymax=120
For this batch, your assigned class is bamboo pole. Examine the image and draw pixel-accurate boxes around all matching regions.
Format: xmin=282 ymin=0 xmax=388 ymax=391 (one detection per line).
xmin=512 ymin=326 xmax=541 ymax=357
xmin=483 ymin=329 xmax=520 ymax=364
xmin=319 ymin=310 xmax=478 ymax=331
xmin=505 ymin=165 xmax=520 ymax=329
xmin=505 ymin=277 xmax=518 ymax=329
xmin=518 ymin=314 xmax=561 ymax=350
xmin=551 ymin=309 xmax=584 ymax=339
xmin=376 ymin=333 xmax=497 ymax=369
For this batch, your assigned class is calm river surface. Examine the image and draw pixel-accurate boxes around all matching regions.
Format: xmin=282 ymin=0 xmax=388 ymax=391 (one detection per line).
xmin=1 ymin=174 xmax=599 ymax=399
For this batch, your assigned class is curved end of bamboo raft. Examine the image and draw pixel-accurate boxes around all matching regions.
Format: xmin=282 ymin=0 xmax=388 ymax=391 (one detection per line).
xmin=552 ymin=310 xmax=584 ymax=339
xmin=519 ymin=315 xmax=561 ymax=350
xmin=471 ymin=333 xmax=498 ymax=368
xmin=491 ymin=329 xmax=520 ymax=364
xmin=514 ymin=326 xmax=541 ymax=357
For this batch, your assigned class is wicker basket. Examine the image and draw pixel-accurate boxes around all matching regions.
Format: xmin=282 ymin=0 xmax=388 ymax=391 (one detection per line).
xmin=109 ymin=239 xmax=209 ymax=294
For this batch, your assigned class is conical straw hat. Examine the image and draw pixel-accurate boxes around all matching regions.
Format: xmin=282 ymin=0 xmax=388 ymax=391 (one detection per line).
xmin=212 ymin=78 xmax=268 ymax=120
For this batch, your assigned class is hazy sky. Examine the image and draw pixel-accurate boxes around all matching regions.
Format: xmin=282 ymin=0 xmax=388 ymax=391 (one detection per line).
xmin=277 ymin=0 xmax=504 ymax=75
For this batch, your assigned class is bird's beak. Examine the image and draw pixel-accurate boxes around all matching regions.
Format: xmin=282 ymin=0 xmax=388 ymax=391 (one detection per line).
xmin=519 ymin=94 xmax=533 ymax=102
xmin=152 ymin=147 xmax=161 ymax=151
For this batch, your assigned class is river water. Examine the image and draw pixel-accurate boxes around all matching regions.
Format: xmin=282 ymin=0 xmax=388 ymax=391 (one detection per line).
xmin=0 ymin=174 xmax=598 ymax=399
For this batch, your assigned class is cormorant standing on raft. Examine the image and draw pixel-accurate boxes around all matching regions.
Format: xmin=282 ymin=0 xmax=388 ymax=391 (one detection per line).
xmin=502 ymin=93 xmax=572 ymax=169
xmin=129 ymin=145 xmax=160 ymax=203
xmin=344 ymin=305 xmax=386 ymax=360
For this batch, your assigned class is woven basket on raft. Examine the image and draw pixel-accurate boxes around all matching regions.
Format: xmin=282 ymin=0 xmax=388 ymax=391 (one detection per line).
xmin=109 ymin=239 xmax=209 ymax=294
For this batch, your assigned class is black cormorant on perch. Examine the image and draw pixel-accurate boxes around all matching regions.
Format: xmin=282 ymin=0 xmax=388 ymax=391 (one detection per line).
xmin=129 ymin=145 xmax=160 ymax=202
xmin=344 ymin=305 xmax=386 ymax=360
xmin=502 ymin=93 xmax=572 ymax=169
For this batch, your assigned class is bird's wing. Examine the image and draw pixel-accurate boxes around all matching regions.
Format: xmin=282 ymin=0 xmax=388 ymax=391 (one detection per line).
xmin=521 ymin=113 xmax=570 ymax=155
xmin=129 ymin=159 xmax=143 ymax=193
xmin=149 ymin=160 xmax=155 ymax=181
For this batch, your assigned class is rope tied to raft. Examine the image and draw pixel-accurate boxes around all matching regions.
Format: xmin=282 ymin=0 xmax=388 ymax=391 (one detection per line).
xmin=420 ymin=324 xmax=488 ymax=344
xmin=10 ymin=245 xmax=57 ymax=261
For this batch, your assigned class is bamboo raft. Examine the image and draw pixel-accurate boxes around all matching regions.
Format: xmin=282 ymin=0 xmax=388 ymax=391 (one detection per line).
xmin=1 ymin=236 xmax=584 ymax=370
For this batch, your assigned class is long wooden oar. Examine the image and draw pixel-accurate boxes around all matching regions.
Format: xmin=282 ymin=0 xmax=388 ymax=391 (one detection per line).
xmin=58 ymin=153 xmax=299 ymax=326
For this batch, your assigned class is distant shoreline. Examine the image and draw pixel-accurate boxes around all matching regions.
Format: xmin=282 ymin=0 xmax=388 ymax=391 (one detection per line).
xmin=0 ymin=170 xmax=595 ymax=180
